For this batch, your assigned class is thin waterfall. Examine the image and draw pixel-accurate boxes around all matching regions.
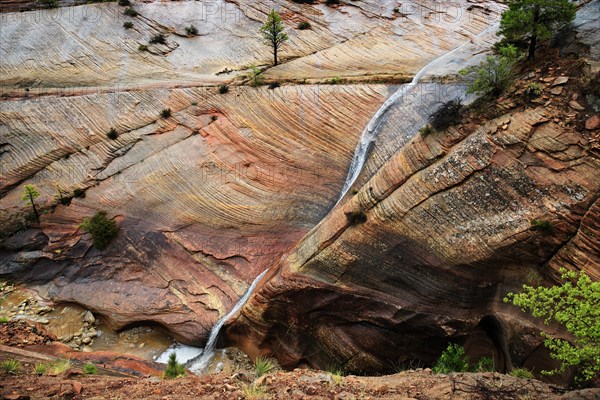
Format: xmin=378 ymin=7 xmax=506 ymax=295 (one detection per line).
xmin=188 ymin=269 xmax=269 ymax=373
xmin=336 ymin=23 xmax=499 ymax=205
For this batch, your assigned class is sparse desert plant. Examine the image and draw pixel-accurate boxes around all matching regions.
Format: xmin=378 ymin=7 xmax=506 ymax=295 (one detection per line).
xmin=218 ymin=84 xmax=229 ymax=94
xmin=247 ymin=67 xmax=263 ymax=87
xmin=160 ymin=108 xmax=172 ymax=118
xmin=473 ymin=357 xmax=494 ymax=372
xmin=429 ymin=99 xmax=463 ymax=131
xmin=432 ymin=344 xmax=470 ymax=373
xmin=185 ymin=25 xmax=198 ymax=36
xmin=83 ymin=363 xmax=98 ymax=374
xmin=326 ymin=0 xmax=340 ymax=5
xmin=524 ymin=82 xmax=542 ymax=98
xmin=0 ymin=316 xmax=9 ymax=323
xmin=164 ymin=353 xmax=186 ymax=379
xmin=268 ymin=82 xmax=280 ymax=90
xmin=510 ymin=368 xmax=534 ymax=379
xmin=419 ymin=124 xmax=434 ymax=137
xmin=50 ymin=359 xmax=71 ymax=375
xmin=297 ymin=21 xmax=311 ymax=30
xmin=138 ymin=44 xmax=148 ymax=52
xmin=73 ymin=188 xmax=86 ymax=198
xmin=123 ymin=22 xmax=134 ymax=29
xmin=34 ymin=363 xmax=48 ymax=376
xmin=118 ymin=0 xmax=130 ymax=5
xmin=1 ymin=359 xmax=21 ymax=374
xmin=191 ymin=101 xmax=198 ymax=106
xmin=329 ymin=76 xmax=342 ymax=85
xmin=242 ymin=383 xmax=268 ymax=399
xmin=123 ymin=7 xmax=138 ymax=17
xmin=38 ymin=0 xmax=58 ymax=8
xmin=345 ymin=210 xmax=367 ymax=225
xmin=150 ymin=33 xmax=167 ymax=45
xmin=254 ymin=356 xmax=274 ymax=377
xmin=107 ymin=128 xmax=118 ymax=140
xmin=530 ymin=219 xmax=553 ymax=233
xmin=81 ymin=211 xmax=119 ymax=250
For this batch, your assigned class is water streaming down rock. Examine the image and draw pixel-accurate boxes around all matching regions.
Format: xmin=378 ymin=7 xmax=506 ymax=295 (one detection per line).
xmin=188 ymin=269 xmax=269 ymax=373
xmin=336 ymin=24 xmax=500 ymax=204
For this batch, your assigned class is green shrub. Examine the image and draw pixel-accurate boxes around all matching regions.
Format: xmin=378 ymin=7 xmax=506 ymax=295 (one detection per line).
xmin=160 ymin=108 xmax=172 ymax=118
xmin=83 ymin=363 xmax=97 ymax=374
xmin=123 ymin=22 xmax=134 ymax=29
xmin=247 ymin=67 xmax=263 ymax=87
xmin=432 ymin=344 xmax=469 ymax=373
xmin=460 ymin=45 xmax=519 ymax=97
xmin=218 ymin=84 xmax=229 ymax=94
xmin=1 ymin=359 xmax=21 ymax=374
xmin=254 ymin=356 xmax=274 ymax=377
xmin=150 ymin=33 xmax=167 ymax=45
xmin=118 ymin=0 xmax=130 ymax=5
xmin=505 ymin=269 xmax=600 ymax=384
xmin=345 ymin=211 xmax=367 ymax=225
xmin=107 ymin=128 xmax=118 ymax=140
xmin=524 ymin=82 xmax=542 ymax=98
xmin=419 ymin=124 xmax=433 ymax=137
xmin=0 ymin=316 xmax=9 ymax=323
xmin=297 ymin=21 xmax=311 ymax=30
xmin=34 ymin=363 xmax=47 ymax=376
xmin=510 ymin=368 xmax=534 ymax=379
xmin=329 ymin=76 xmax=343 ymax=85
xmin=326 ymin=0 xmax=340 ymax=5
xmin=268 ymin=82 xmax=280 ymax=90
xmin=73 ymin=188 xmax=86 ymax=198
xmin=473 ymin=357 xmax=494 ymax=372
xmin=81 ymin=211 xmax=119 ymax=250
xmin=50 ymin=359 xmax=71 ymax=375
xmin=164 ymin=353 xmax=186 ymax=379
xmin=429 ymin=99 xmax=463 ymax=131
xmin=38 ymin=0 xmax=58 ymax=8
xmin=123 ymin=7 xmax=138 ymax=17
xmin=185 ymin=25 xmax=198 ymax=36
xmin=530 ymin=219 xmax=553 ymax=233
xmin=138 ymin=44 xmax=148 ymax=52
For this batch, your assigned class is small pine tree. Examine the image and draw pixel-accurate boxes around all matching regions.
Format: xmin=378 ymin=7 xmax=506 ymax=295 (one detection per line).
xmin=22 ymin=184 xmax=40 ymax=223
xmin=164 ymin=353 xmax=186 ymax=379
xmin=260 ymin=10 xmax=288 ymax=66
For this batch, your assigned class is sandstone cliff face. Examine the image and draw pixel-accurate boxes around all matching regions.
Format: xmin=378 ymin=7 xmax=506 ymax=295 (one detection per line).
xmin=0 ymin=84 xmax=387 ymax=343
xmin=226 ymin=77 xmax=600 ymax=375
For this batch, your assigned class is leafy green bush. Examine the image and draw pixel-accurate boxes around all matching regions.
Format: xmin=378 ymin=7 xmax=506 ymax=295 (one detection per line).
xmin=429 ymin=99 xmax=463 ymax=131
xmin=510 ymin=368 xmax=534 ymax=379
xmin=138 ymin=44 xmax=148 ymax=52
xmin=118 ymin=0 xmax=130 ymax=5
xmin=73 ymin=188 xmax=86 ymax=198
xmin=123 ymin=7 xmax=138 ymax=17
xmin=505 ymin=269 xmax=600 ymax=384
xmin=164 ymin=353 xmax=186 ymax=379
xmin=83 ymin=363 xmax=98 ymax=374
xmin=0 ymin=316 xmax=9 ymax=323
xmin=123 ymin=22 xmax=134 ymax=29
xmin=473 ymin=357 xmax=494 ymax=372
xmin=81 ymin=211 xmax=119 ymax=250
xmin=150 ymin=33 xmax=167 ymax=45
xmin=185 ymin=25 xmax=198 ymax=36
xmin=254 ymin=356 xmax=275 ymax=377
xmin=432 ymin=344 xmax=469 ymax=373
xmin=298 ymin=21 xmax=311 ymax=30
xmin=460 ymin=45 xmax=519 ymax=97
xmin=160 ymin=108 xmax=172 ymax=118
xmin=329 ymin=76 xmax=343 ymax=85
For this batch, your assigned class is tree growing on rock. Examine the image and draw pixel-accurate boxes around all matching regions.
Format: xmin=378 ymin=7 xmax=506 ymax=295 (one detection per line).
xmin=499 ymin=0 xmax=576 ymax=60
xmin=505 ymin=268 xmax=600 ymax=385
xmin=81 ymin=211 xmax=119 ymax=250
xmin=260 ymin=10 xmax=288 ymax=66
xmin=21 ymin=184 xmax=40 ymax=223
xmin=460 ymin=45 xmax=520 ymax=97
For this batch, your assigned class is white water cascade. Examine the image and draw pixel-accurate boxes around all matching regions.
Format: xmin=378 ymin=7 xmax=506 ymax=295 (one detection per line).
xmin=187 ymin=269 xmax=269 ymax=373
xmin=336 ymin=24 xmax=500 ymax=204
